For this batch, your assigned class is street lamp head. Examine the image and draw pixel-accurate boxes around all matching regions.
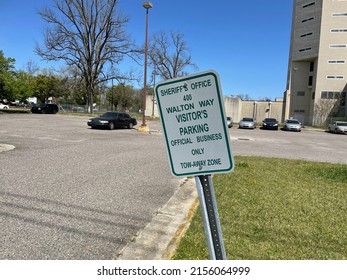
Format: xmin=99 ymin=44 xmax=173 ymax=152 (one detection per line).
xmin=142 ymin=1 xmax=153 ymax=9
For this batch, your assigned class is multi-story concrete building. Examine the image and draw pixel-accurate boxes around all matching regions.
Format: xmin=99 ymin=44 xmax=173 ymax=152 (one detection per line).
xmin=285 ymin=0 xmax=347 ymax=125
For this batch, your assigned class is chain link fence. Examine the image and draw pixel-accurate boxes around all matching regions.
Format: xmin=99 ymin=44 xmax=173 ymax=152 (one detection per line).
xmin=58 ymin=103 xmax=140 ymax=114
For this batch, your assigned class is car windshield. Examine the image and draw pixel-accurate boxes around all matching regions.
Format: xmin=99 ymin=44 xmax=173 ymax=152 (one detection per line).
xmin=264 ymin=118 xmax=277 ymax=122
xmin=101 ymin=112 xmax=119 ymax=118
xmin=336 ymin=122 xmax=347 ymax=126
xmin=287 ymin=120 xmax=300 ymax=124
xmin=242 ymin=118 xmax=254 ymax=122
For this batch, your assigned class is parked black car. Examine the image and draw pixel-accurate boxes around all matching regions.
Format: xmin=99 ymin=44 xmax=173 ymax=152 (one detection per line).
xmin=31 ymin=104 xmax=59 ymax=114
xmin=262 ymin=118 xmax=279 ymax=130
xmin=87 ymin=112 xmax=137 ymax=130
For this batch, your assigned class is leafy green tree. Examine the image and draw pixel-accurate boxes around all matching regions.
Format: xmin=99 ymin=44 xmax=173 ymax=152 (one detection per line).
xmin=12 ymin=71 xmax=33 ymax=102
xmin=107 ymin=83 xmax=139 ymax=111
xmin=0 ymin=72 xmax=16 ymax=101
xmin=31 ymin=75 xmax=60 ymax=104
xmin=0 ymin=51 xmax=15 ymax=73
xmin=0 ymin=51 xmax=16 ymax=101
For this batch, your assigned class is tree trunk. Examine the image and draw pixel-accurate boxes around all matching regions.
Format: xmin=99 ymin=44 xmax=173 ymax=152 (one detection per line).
xmin=87 ymin=82 xmax=94 ymax=114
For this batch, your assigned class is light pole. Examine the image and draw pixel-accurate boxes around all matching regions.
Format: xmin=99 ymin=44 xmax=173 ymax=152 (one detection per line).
xmin=139 ymin=1 xmax=153 ymax=132
xmin=151 ymin=63 xmax=157 ymax=118
xmin=111 ymin=78 xmax=114 ymax=111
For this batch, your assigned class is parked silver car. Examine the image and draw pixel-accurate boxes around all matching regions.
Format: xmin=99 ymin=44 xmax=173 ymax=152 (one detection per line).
xmin=329 ymin=121 xmax=347 ymax=134
xmin=283 ymin=119 xmax=302 ymax=132
xmin=239 ymin=117 xmax=256 ymax=129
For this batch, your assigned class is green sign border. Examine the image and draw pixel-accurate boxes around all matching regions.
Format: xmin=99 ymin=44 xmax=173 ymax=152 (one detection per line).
xmin=155 ymin=70 xmax=234 ymax=177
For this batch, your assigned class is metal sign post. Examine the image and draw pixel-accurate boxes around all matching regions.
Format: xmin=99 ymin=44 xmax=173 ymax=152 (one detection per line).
xmin=155 ymin=70 xmax=233 ymax=260
xmin=195 ymin=175 xmax=226 ymax=260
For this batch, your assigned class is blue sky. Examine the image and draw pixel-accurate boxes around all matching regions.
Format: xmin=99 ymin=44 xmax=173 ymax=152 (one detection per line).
xmin=0 ymin=0 xmax=293 ymax=100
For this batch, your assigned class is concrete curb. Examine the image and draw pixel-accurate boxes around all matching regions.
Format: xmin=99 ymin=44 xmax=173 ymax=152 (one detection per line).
xmin=115 ymin=178 xmax=198 ymax=260
xmin=0 ymin=144 xmax=15 ymax=153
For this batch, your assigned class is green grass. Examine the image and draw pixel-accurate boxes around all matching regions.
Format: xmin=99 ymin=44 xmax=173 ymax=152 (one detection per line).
xmin=172 ymin=156 xmax=347 ymax=260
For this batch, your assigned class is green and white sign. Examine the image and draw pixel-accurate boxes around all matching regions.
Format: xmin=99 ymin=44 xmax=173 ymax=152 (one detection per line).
xmin=155 ymin=70 xmax=234 ymax=177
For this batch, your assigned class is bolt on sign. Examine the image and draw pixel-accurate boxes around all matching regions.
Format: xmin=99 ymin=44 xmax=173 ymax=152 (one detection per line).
xmin=155 ymin=70 xmax=234 ymax=177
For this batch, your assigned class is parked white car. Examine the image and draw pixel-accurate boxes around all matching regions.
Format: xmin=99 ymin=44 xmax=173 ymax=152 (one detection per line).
xmin=329 ymin=121 xmax=347 ymax=134
xmin=0 ymin=103 xmax=9 ymax=109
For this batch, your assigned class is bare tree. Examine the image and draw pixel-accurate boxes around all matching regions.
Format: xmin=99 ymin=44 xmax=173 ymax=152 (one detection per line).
xmin=149 ymin=31 xmax=196 ymax=80
xmin=233 ymin=93 xmax=252 ymax=101
xmin=24 ymin=60 xmax=40 ymax=76
xmin=36 ymin=0 xmax=138 ymax=113
xmin=259 ymin=96 xmax=272 ymax=102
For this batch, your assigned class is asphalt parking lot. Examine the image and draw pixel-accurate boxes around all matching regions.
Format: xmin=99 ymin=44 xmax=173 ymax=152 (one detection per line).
xmin=0 ymin=114 xmax=346 ymax=259
xmin=0 ymin=113 xmax=180 ymax=259
xmin=230 ymin=125 xmax=347 ymax=164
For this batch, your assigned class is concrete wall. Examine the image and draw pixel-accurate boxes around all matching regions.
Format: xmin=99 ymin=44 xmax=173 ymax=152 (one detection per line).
xmin=147 ymin=95 xmax=284 ymax=124
xmin=223 ymin=97 xmax=241 ymax=123
xmin=240 ymin=100 xmax=284 ymax=123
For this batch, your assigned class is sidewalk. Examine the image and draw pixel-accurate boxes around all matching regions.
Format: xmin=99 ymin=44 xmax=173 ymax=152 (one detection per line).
xmin=116 ymin=178 xmax=198 ymax=260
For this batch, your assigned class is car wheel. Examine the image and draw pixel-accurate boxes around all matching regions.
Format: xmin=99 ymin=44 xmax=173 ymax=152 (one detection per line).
xmin=128 ymin=123 xmax=133 ymax=129
xmin=108 ymin=122 xmax=115 ymax=130
xmin=41 ymin=109 xmax=46 ymax=114
xmin=53 ymin=110 xmax=57 ymax=114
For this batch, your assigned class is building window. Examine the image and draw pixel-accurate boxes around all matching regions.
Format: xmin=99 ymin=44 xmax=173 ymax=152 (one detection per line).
xmin=297 ymin=91 xmax=305 ymax=96
xmin=300 ymin=32 xmax=313 ymax=37
xmin=310 ymin=62 xmax=314 ymax=72
xmin=294 ymin=109 xmax=305 ymax=113
xmin=299 ymin=47 xmax=312 ymax=52
xmin=303 ymin=2 xmax=315 ymax=8
xmin=321 ymin=92 xmax=333 ymax=99
xmin=328 ymin=60 xmax=346 ymax=64
xmin=302 ymin=17 xmax=314 ymax=22
xmin=326 ymin=75 xmax=344 ymax=79
xmin=331 ymin=29 xmax=347 ymax=32
xmin=308 ymin=76 xmax=313 ymax=86
xmin=312 ymin=91 xmax=315 ymax=100
xmin=321 ymin=91 xmax=345 ymax=99
xmin=329 ymin=44 xmax=347 ymax=48
xmin=332 ymin=13 xmax=347 ymax=16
